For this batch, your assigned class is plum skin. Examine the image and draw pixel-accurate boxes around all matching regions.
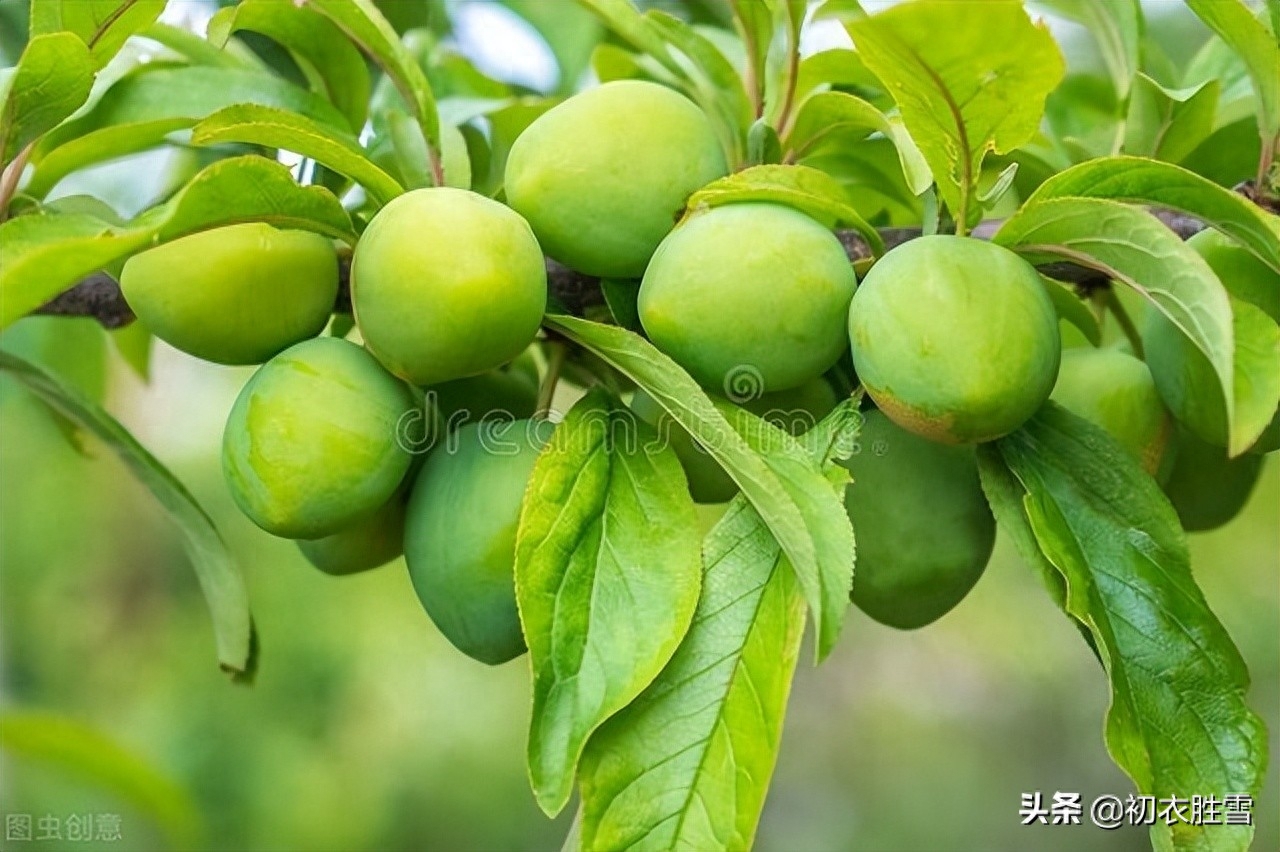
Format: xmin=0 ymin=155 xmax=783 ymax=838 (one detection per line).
xmin=1050 ymin=348 xmax=1172 ymax=476
xmin=352 ymin=187 xmax=547 ymax=387
xmin=849 ymin=235 xmax=1061 ymax=444
xmin=505 ymin=79 xmax=727 ymax=278
xmin=120 ymin=223 xmax=338 ymax=365
xmin=639 ymin=203 xmax=857 ymax=395
xmin=222 ymin=337 xmax=416 ymax=539
xmin=404 ymin=419 xmax=547 ymax=665
xmin=297 ymin=493 xmax=408 ymax=576
xmin=841 ymin=410 xmax=996 ymax=629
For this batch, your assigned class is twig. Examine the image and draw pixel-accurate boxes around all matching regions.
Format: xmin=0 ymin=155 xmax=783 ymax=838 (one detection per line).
xmin=535 ymin=339 xmax=568 ymax=418
xmin=33 ymin=213 xmax=1207 ymax=329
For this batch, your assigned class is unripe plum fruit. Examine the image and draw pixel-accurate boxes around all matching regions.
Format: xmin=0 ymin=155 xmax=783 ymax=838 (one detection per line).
xmin=848 ymin=235 xmax=1060 ymax=444
xmin=505 ymin=80 xmax=727 ymax=278
xmin=222 ymin=337 xmax=416 ymax=539
xmin=297 ymin=493 xmax=407 ymax=575
xmin=1161 ymin=426 xmax=1266 ymax=532
xmin=1143 ymin=229 xmax=1280 ymax=453
xmin=841 ymin=410 xmax=996 ymax=629
xmin=119 ymin=223 xmax=338 ymax=365
xmin=639 ymin=203 xmax=857 ymax=394
xmin=352 ymin=187 xmax=547 ymax=386
xmin=404 ymin=419 xmax=548 ymax=665
xmin=631 ymin=379 xmax=839 ymax=504
xmin=1050 ymin=348 xmax=1172 ymax=476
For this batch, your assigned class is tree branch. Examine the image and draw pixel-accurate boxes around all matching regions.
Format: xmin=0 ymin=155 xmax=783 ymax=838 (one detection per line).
xmin=33 ymin=212 xmax=1206 ymax=330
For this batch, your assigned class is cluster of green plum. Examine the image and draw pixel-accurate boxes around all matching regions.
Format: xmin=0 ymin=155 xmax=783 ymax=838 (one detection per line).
xmin=115 ymin=78 xmax=1276 ymax=659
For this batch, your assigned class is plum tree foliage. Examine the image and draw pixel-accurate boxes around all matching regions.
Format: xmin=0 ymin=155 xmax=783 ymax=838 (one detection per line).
xmin=1 ymin=0 xmax=1277 ymax=849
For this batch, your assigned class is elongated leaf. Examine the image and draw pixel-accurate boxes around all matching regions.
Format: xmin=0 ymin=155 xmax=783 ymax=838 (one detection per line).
xmin=994 ymin=197 xmax=1236 ymax=448
xmin=501 ymin=0 xmax=602 ymax=94
xmin=544 ymin=315 xmax=856 ymax=661
xmin=575 ymin=403 xmax=860 ymax=852
xmin=1027 ymin=157 xmax=1280 ymax=275
xmin=1185 ymin=0 xmax=1280 ymax=145
xmin=785 ymin=91 xmax=882 ymax=157
xmin=0 ymin=33 xmax=94 ymax=165
xmin=192 ymin=104 xmax=404 ymax=205
xmin=517 ymin=389 xmax=702 ymax=815
xmin=208 ymin=0 xmax=372 ymax=130
xmin=0 ymin=712 xmax=203 ymax=847
xmin=980 ymin=405 xmax=1266 ymax=852
xmin=1037 ymin=0 xmax=1141 ymax=100
xmin=304 ymin=0 xmax=441 ymax=177
xmin=576 ymin=0 xmax=683 ymax=78
xmin=847 ymin=0 xmax=1064 ymax=222
xmin=1042 ymin=275 xmax=1102 ymax=346
xmin=0 ymin=352 xmax=256 ymax=678
xmin=685 ymin=164 xmax=884 ymax=256
xmin=24 ymin=117 xmax=191 ymax=198
xmin=30 ymin=0 xmax=166 ymax=69
xmin=1124 ymin=75 xmax=1219 ymax=164
xmin=1 ymin=155 xmax=355 ymax=327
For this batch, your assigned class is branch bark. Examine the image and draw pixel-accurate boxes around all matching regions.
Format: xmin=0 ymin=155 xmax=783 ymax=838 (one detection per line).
xmin=33 ymin=212 xmax=1206 ymax=330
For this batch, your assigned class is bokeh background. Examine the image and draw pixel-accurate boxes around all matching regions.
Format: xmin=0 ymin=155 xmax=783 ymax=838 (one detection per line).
xmin=2 ymin=1 xmax=1277 ymax=850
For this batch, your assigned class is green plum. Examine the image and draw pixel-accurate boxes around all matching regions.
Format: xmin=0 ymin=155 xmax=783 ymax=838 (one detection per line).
xmin=404 ymin=419 xmax=548 ymax=664
xmin=1144 ymin=229 xmax=1280 ymax=453
xmin=632 ymin=379 xmax=839 ymax=504
xmin=848 ymin=235 xmax=1060 ymax=444
xmin=429 ymin=363 xmax=539 ymax=430
xmin=119 ymin=223 xmax=338 ymax=365
xmin=841 ymin=410 xmax=996 ymax=629
xmin=222 ymin=337 xmax=416 ymax=538
xmin=639 ymin=203 xmax=857 ymax=394
xmin=1050 ymin=348 xmax=1172 ymax=476
xmin=297 ymin=493 xmax=407 ymax=575
xmin=352 ymin=187 xmax=547 ymax=386
xmin=1161 ymin=426 xmax=1266 ymax=532
xmin=505 ymin=80 xmax=727 ymax=278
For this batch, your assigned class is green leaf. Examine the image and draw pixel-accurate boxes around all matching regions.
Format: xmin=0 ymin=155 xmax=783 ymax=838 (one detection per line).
xmin=575 ymin=403 xmax=860 ymax=852
xmin=111 ymin=319 xmax=151 ymax=381
xmin=30 ymin=0 xmax=166 ymax=69
xmin=994 ymin=197 xmax=1236 ymax=448
xmin=502 ymin=0 xmax=603 ymax=94
xmin=304 ymin=0 xmax=442 ymax=179
xmin=575 ymin=0 xmax=684 ymax=79
xmin=1026 ymin=157 xmax=1280 ymax=275
xmin=1036 ymin=0 xmax=1141 ymax=101
xmin=1 ymin=155 xmax=355 ymax=327
xmin=208 ymin=0 xmax=373 ymax=130
xmin=728 ymin=0 xmax=771 ymax=115
xmin=0 ymin=33 xmax=95 ymax=166
xmin=0 ymin=712 xmax=203 ymax=847
xmin=0 ymin=352 xmax=256 ymax=678
xmin=516 ymin=389 xmax=702 ymax=815
xmin=27 ymin=64 xmax=355 ymax=196
xmin=600 ymin=279 xmax=641 ymax=331
xmin=1185 ymin=0 xmax=1280 ymax=147
xmin=1124 ymin=75 xmax=1220 ymax=165
xmin=685 ymin=164 xmax=884 ymax=256
xmin=981 ymin=404 xmax=1266 ymax=852
xmin=847 ymin=0 xmax=1064 ymax=224
xmin=544 ymin=315 xmax=855 ymax=661
xmin=192 ymin=104 xmax=404 ymax=205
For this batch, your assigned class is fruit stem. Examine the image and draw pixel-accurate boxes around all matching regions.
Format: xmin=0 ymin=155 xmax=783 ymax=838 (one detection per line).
xmin=536 ymin=340 xmax=568 ymax=418
xmin=1105 ymin=289 xmax=1144 ymax=359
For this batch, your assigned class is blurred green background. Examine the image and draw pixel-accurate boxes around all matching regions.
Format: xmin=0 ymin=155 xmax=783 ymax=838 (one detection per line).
xmin=1 ymin=318 xmax=1276 ymax=851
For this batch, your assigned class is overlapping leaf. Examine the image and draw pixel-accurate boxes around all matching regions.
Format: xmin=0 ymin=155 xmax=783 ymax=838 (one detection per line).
xmin=0 ymin=33 xmax=94 ymax=165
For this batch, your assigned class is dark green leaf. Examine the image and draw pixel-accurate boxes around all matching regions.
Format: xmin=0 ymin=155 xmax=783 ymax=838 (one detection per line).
xmin=984 ymin=404 xmax=1266 ymax=852
xmin=0 ymin=33 xmax=95 ymax=165
xmin=685 ymin=164 xmax=884 ymax=255
xmin=994 ymin=197 xmax=1238 ymax=450
xmin=847 ymin=0 xmax=1064 ymax=223
xmin=1041 ymin=275 xmax=1101 ymax=346
xmin=0 ymin=352 xmax=256 ymax=678
xmin=600 ymin=279 xmax=641 ymax=331
xmin=516 ymin=389 xmax=702 ymax=815
xmin=30 ymin=0 xmax=166 ymax=69
xmin=191 ymin=104 xmax=404 ymax=205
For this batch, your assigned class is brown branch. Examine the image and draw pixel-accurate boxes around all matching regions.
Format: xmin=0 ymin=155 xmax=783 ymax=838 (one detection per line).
xmin=33 ymin=213 xmax=1207 ymax=330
